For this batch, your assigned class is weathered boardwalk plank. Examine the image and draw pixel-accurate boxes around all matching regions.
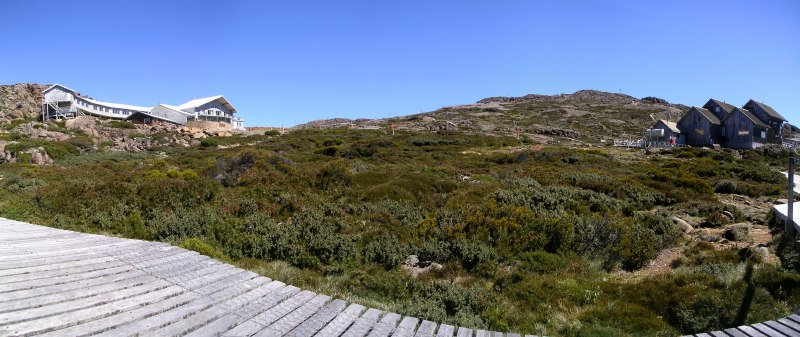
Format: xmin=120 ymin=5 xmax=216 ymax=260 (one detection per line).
xmin=1 ymin=217 xmax=796 ymax=337
xmin=342 ymin=308 xmax=384 ymax=337
xmin=391 ymin=316 xmax=420 ymax=337
xmin=367 ymin=312 xmax=402 ymax=337
xmin=253 ymin=293 xmax=331 ymax=336
xmin=170 ymin=280 xmax=290 ymax=336
xmin=414 ymin=320 xmax=438 ymax=337
xmin=456 ymin=327 xmax=473 ymax=337
xmin=317 ymin=303 xmax=367 ymax=337
xmin=436 ymin=324 xmax=455 ymax=337
xmin=0 ymin=285 xmax=184 ymax=336
xmin=286 ymin=298 xmax=348 ymax=337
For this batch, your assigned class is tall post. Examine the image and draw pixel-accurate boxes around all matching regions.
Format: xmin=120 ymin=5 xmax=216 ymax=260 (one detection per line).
xmin=788 ymin=157 xmax=796 ymax=237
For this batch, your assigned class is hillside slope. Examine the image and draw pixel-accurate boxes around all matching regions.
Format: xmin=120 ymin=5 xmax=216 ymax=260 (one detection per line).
xmin=296 ymin=90 xmax=689 ymax=144
xmin=0 ymin=83 xmax=48 ymax=120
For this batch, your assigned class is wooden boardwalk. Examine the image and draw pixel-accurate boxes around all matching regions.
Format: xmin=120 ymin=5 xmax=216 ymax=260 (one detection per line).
xmin=1 ymin=218 xmax=798 ymax=337
xmin=0 ymin=218 xmax=535 ymax=337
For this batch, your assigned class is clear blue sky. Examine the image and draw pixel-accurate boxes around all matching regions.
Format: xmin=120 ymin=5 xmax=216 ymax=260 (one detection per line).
xmin=1 ymin=0 xmax=798 ymax=127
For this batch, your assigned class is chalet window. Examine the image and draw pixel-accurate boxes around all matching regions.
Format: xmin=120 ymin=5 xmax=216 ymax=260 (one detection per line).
xmin=715 ymin=107 xmax=720 ymax=113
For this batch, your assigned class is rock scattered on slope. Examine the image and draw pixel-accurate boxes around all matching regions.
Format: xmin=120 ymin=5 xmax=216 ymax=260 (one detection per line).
xmin=0 ymin=83 xmax=48 ymax=121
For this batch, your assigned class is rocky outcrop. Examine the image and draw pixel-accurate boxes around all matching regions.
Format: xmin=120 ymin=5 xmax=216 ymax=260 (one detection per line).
xmin=10 ymin=122 xmax=70 ymax=141
xmin=478 ymin=90 xmax=640 ymax=105
xmin=292 ymin=118 xmax=356 ymax=129
xmin=65 ymin=116 xmax=100 ymax=137
xmin=530 ymin=124 xmax=580 ymax=138
xmin=0 ymin=83 xmax=48 ymax=121
xmin=0 ymin=143 xmax=53 ymax=165
xmin=477 ymin=90 xmax=688 ymax=111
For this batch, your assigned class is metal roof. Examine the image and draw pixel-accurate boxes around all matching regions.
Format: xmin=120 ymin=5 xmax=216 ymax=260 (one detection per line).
xmin=687 ymin=106 xmax=721 ymax=125
xmin=655 ymin=119 xmax=680 ymax=133
xmin=45 ymin=84 xmax=237 ymax=114
xmin=744 ymin=99 xmax=787 ymax=122
xmin=703 ymin=98 xmax=736 ymax=114
xmin=176 ymin=96 xmax=238 ymax=113
xmin=726 ymin=107 xmax=768 ymax=127
xmin=45 ymin=84 xmax=151 ymax=112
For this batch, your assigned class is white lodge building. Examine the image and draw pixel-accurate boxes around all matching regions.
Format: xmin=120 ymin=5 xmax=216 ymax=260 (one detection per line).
xmin=41 ymin=84 xmax=245 ymax=130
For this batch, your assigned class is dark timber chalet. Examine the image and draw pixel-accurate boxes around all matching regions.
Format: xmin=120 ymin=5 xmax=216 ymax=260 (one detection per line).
xmin=743 ymin=99 xmax=788 ymax=143
xmin=676 ymin=106 xmax=721 ymax=147
xmin=659 ymin=98 xmax=787 ymax=149
xmin=703 ymin=98 xmax=736 ymax=121
xmin=723 ymin=108 xmax=770 ymax=149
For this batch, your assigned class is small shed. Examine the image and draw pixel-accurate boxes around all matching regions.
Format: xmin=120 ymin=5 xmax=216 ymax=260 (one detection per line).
xmin=647 ymin=120 xmax=683 ymax=145
xmin=677 ymin=107 xmax=722 ymax=147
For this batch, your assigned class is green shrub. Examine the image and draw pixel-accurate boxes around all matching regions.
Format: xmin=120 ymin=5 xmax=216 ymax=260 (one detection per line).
xmin=616 ymin=222 xmax=658 ymax=271
xmin=264 ymin=130 xmax=280 ymax=136
xmin=403 ymin=281 xmax=490 ymax=328
xmin=580 ymin=302 xmax=674 ymax=336
xmin=200 ymin=138 xmax=219 ymax=147
xmin=517 ymin=251 xmax=570 ymax=273
xmin=2 ymin=118 xmax=28 ymax=130
xmin=107 ymin=120 xmax=136 ymax=129
xmin=180 ymin=237 xmax=231 ymax=262
xmin=723 ymin=225 xmax=748 ymax=241
xmin=701 ymin=211 xmax=732 ymax=228
xmin=415 ymin=239 xmax=451 ymax=262
xmin=713 ymin=180 xmax=737 ymax=193
xmin=66 ymin=136 xmax=94 ymax=151
xmin=2 ymin=175 xmax=44 ymax=193
xmin=315 ymin=160 xmax=352 ymax=189
xmin=638 ymin=211 xmax=682 ymax=250
xmin=316 ymin=145 xmax=341 ymax=156
xmin=4 ymin=139 xmax=80 ymax=160
xmin=363 ymin=233 xmax=406 ymax=268
xmin=216 ymin=150 xmax=259 ymax=186
xmin=17 ymin=153 xmax=32 ymax=163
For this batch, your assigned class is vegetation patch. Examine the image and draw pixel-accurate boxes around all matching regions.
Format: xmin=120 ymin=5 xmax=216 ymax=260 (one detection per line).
xmin=0 ymin=128 xmax=795 ymax=336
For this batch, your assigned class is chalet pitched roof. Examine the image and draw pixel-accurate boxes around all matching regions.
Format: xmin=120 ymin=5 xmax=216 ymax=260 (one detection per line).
xmin=704 ymin=98 xmax=736 ymax=114
xmin=689 ymin=106 xmax=721 ymax=125
xmin=656 ymin=120 xmax=680 ymax=133
xmin=177 ymin=96 xmax=237 ymax=113
xmin=726 ymin=108 xmax=767 ymax=127
xmin=744 ymin=99 xmax=786 ymax=121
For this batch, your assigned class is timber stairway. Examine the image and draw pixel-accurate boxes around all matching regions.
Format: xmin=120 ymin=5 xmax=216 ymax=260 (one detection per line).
xmin=0 ymin=217 xmax=797 ymax=337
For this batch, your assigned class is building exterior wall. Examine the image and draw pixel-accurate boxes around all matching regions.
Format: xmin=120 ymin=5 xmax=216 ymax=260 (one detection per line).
xmin=722 ymin=110 xmax=769 ymax=149
xmin=743 ymin=102 xmax=770 ymax=125
xmin=678 ymin=109 xmax=720 ymax=146
xmin=44 ymin=87 xmax=74 ymax=102
xmin=649 ymin=120 xmax=681 ymax=144
xmin=741 ymin=102 xmax=782 ymax=144
xmin=149 ymin=106 xmax=189 ymax=124
xmin=702 ymin=101 xmax=729 ymax=121
xmin=74 ymin=100 xmax=146 ymax=120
